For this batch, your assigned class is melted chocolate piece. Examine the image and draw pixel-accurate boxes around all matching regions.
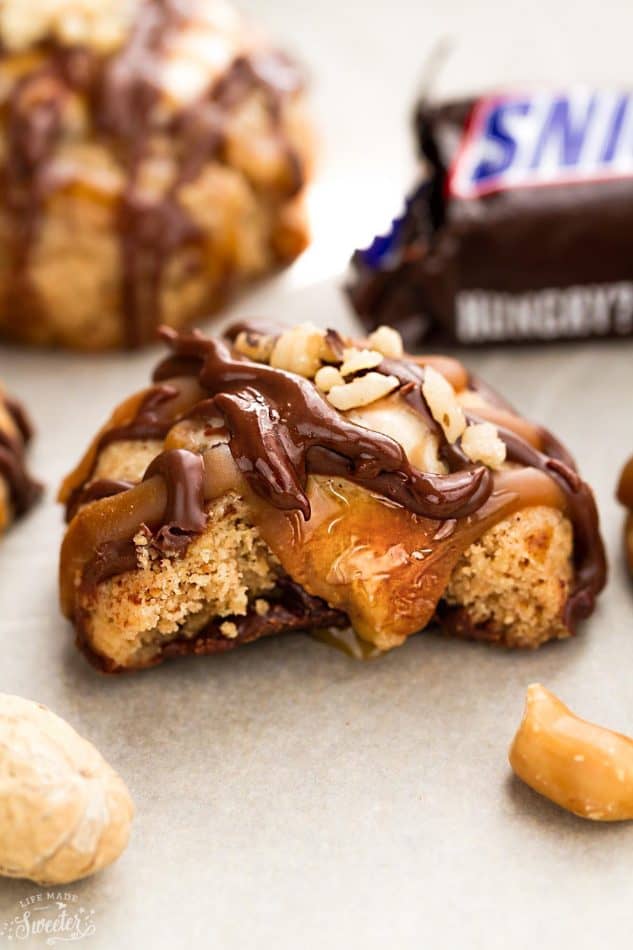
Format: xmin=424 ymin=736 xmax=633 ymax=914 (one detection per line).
xmin=2 ymin=0 xmax=305 ymax=347
xmin=82 ymin=537 xmax=139 ymax=590
xmin=4 ymin=397 xmax=33 ymax=444
xmin=79 ymin=577 xmax=349 ymax=673
xmin=4 ymin=68 xmax=65 ymax=325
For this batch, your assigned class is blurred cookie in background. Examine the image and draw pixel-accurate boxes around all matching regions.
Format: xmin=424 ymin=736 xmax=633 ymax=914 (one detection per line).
xmin=0 ymin=384 xmax=41 ymax=532
xmin=617 ymin=456 xmax=633 ymax=575
xmin=0 ymin=0 xmax=314 ymax=350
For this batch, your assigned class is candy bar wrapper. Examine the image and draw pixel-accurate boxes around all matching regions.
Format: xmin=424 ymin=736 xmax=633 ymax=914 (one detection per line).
xmin=349 ymin=89 xmax=633 ymax=345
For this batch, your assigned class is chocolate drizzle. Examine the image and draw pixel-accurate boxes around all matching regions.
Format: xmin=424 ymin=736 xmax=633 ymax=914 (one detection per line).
xmin=63 ymin=383 xmax=180 ymax=521
xmin=153 ymin=327 xmax=493 ymax=521
xmin=1 ymin=0 xmax=305 ymax=347
xmin=0 ymin=393 xmax=42 ymax=518
xmin=4 ymin=67 xmax=65 ymax=325
xmin=97 ymin=384 xmax=179 ymax=452
xmin=144 ymin=447 xmax=207 ymax=536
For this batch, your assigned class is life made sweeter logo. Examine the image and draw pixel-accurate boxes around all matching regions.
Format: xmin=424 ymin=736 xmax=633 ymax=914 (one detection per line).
xmin=0 ymin=891 xmax=97 ymax=945
xmin=448 ymin=89 xmax=633 ymax=199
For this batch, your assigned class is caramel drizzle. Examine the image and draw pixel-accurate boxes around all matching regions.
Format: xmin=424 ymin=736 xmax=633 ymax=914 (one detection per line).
xmin=2 ymin=0 xmax=305 ymax=347
xmin=63 ymin=323 xmax=606 ymax=635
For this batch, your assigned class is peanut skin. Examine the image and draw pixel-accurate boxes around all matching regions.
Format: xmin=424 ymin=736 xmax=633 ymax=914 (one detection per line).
xmin=509 ymin=684 xmax=633 ymax=821
xmin=0 ymin=694 xmax=134 ymax=884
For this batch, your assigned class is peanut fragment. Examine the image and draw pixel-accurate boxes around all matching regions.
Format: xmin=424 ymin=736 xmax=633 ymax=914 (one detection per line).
xmin=367 ymin=325 xmax=404 ymax=359
xmin=461 ymin=421 xmax=506 ymax=469
xmin=422 ymin=366 xmax=466 ymax=444
xmin=339 ymin=347 xmax=383 ymax=377
xmin=233 ymin=330 xmax=275 ymax=364
xmin=269 ymin=323 xmax=326 ymax=379
xmin=315 ymin=365 xmax=344 ymax=393
xmin=326 ymin=372 xmax=400 ymax=412
xmin=509 ymin=684 xmax=633 ymax=821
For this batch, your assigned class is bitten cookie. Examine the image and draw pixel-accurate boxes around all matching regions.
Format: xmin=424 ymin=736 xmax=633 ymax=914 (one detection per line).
xmin=0 ymin=0 xmax=313 ymax=350
xmin=59 ymin=322 xmax=606 ymax=671
xmin=616 ymin=456 xmax=633 ymax=575
xmin=0 ymin=384 xmax=41 ymax=532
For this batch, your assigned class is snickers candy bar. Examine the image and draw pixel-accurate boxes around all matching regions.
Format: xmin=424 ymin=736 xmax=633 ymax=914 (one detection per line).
xmin=349 ymin=89 xmax=633 ymax=345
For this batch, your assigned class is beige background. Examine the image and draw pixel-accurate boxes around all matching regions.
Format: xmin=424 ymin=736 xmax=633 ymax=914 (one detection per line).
xmin=1 ymin=1 xmax=633 ymax=946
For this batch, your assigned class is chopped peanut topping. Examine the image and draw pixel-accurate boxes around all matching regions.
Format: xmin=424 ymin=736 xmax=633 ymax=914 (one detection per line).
xmin=234 ymin=330 xmax=275 ymax=364
xmin=339 ymin=347 xmax=383 ymax=377
xmin=315 ymin=365 xmax=344 ymax=393
xmin=327 ymin=372 xmax=400 ymax=411
xmin=421 ymin=366 xmax=466 ymax=443
xmin=367 ymin=325 xmax=404 ymax=359
xmin=269 ymin=323 xmax=326 ymax=379
xmin=461 ymin=421 xmax=506 ymax=469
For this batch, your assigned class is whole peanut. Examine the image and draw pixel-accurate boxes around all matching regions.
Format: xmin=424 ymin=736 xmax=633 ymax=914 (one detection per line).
xmin=0 ymin=694 xmax=134 ymax=884
xmin=509 ymin=684 xmax=633 ymax=821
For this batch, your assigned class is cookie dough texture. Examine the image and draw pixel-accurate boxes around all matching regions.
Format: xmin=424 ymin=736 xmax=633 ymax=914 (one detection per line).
xmin=0 ymin=694 xmax=134 ymax=884
xmin=0 ymin=0 xmax=313 ymax=349
xmin=443 ymin=507 xmax=573 ymax=648
xmin=90 ymin=490 xmax=280 ymax=669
